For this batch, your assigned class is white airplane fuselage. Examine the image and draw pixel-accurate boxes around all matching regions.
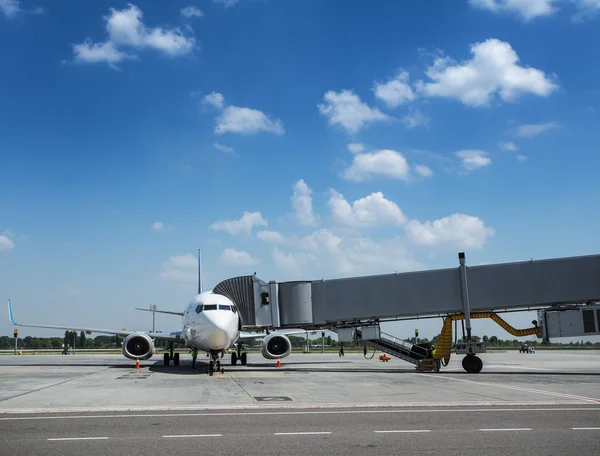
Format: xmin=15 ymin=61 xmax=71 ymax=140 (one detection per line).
xmin=181 ymin=291 xmax=240 ymax=353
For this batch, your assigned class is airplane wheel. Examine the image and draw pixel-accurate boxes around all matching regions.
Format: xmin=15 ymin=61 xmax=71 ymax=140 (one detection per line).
xmin=231 ymin=352 xmax=237 ymax=366
xmin=174 ymin=353 xmax=180 ymax=366
xmin=221 ymin=368 xmax=224 ymax=374
xmin=241 ymin=352 xmax=247 ymax=365
xmin=164 ymin=353 xmax=170 ymax=366
xmin=463 ymin=355 xmax=483 ymax=373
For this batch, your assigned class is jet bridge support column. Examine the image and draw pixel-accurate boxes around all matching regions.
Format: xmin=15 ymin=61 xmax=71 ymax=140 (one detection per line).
xmin=458 ymin=252 xmax=472 ymax=342
xmin=458 ymin=252 xmax=483 ymax=372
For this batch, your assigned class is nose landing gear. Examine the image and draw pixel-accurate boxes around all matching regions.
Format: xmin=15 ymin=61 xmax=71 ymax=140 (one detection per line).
xmin=208 ymin=352 xmax=224 ymax=374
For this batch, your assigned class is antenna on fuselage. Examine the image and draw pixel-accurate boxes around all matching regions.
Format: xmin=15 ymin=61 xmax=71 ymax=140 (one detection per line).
xmin=198 ymin=249 xmax=203 ymax=294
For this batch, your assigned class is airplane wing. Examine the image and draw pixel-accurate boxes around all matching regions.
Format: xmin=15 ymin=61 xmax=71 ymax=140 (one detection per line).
xmin=8 ymin=299 xmax=183 ymax=342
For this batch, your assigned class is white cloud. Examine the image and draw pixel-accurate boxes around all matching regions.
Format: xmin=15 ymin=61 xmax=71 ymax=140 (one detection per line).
xmin=214 ymin=0 xmax=240 ymax=7
xmin=373 ymin=70 xmax=417 ymax=108
xmin=342 ymin=149 xmax=411 ymax=182
xmin=415 ymin=164 xmax=434 ymax=177
xmin=415 ymin=38 xmax=558 ymax=107
xmin=516 ymin=154 xmax=528 ymax=161
xmin=158 ymin=253 xmax=197 ymax=284
xmin=572 ymin=0 xmax=600 ymax=21
xmin=72 ymin=41 xmax=135 ymax=67
xmin=72 ymin=4 xmax=195 ymax=67
xmin=469 ymin=0 xmax=558 ymax=20
xmin=500 ymin=141 xmax=519 ymax=151
xmin=216 ymin=105 xmax=284 ymax=135
xmin=181 ymin=6 xmax=203 ymax=18
xmin=347 ymin=143 xmax=365 ymax=154
xmin=318 ymin=90 xmax=390 ymax=134
xmin=210 ymin=211 xmax=268 ymax=235
xmin=514 ymin=121 xmax=559 ymax=137
xmin=202 ymin=91 xmax=284 ymax=135
xmin=218 ymin=248 xmax=259 ymax=266
xmin=251 ymin=183 xmax=495 ymax=280
xmin=0 ymin=0 xmax=43 ymax=17
xmin=405 ymin=213 xmax=495 ymax=249
xmin=257 ymin=230 xmax=288 ymax=244
xmin=0 ymin=233 xmax=15 ymax=252
xmin=456 ymin=150 xmax=492 ymax=171
xmin=214 ymin=142 xmax=235 ymax=155
xmin=402 ymin=109 xmax=430 ymax=128
xmin=272 ymin=247 xmax=315 ymax=276
xmin=328 ymin=190 xmax=406 ymax=228
xmin=151 ymin=221 xmax=164 ymax=231
xmin=291 ymin=179 xmax=320 ymax=227
xmin=0 ymin=0 xmax=20 ymax=17
xmin=203 ymin=92 xmax=225 ymax=110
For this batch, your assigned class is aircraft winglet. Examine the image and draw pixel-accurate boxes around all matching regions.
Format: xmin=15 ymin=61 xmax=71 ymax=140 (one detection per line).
xmin=7 ymin=298 xmax=16 ymax=325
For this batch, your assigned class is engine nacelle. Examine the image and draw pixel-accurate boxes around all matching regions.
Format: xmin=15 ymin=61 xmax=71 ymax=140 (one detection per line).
xmin=122 ymin=333 xmax=155 ymax=360
xmin=260 ymin=333 xmax=292 ymax=359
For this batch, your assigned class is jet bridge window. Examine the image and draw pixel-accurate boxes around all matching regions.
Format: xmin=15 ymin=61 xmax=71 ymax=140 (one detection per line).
xmin=204 ymin=304 xmax=217 ymax=311
xmin=218 ymin=305 xmax=232 ymax=311
xmin=195 ymin=305 xmax=203 ymax=314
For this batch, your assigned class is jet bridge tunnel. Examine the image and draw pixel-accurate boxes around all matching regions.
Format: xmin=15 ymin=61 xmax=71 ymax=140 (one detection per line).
xmin=213 ymin=252 xmax=600 ymax=373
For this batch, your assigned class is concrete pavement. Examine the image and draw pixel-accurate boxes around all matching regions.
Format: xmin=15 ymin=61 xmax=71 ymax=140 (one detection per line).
xmin=1 ymin=406 xmax=599 ymax=455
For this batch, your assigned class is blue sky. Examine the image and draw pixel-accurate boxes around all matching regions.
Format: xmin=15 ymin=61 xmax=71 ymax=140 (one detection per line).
xmin=1 ymin=0 xmax=599 ymax=341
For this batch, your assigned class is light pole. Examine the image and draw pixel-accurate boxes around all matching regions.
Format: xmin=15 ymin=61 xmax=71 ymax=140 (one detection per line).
xmin=150 ymin=304 xmax=157 ymax=333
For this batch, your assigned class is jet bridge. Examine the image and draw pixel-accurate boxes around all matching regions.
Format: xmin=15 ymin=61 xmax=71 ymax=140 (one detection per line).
xmin=213 ymin=252 xmax=600 ymax=373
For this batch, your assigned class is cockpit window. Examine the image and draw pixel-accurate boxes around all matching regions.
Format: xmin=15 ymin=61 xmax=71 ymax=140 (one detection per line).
xmin=218 ymin=304 xmax=231 ymax=311
xmin=203 ymin=304 xmax=217 ymax=311
xmin=195 ymin=305 xmax=203 ymax=313
xmin=231 ymin=304 xmax=237 ymax=314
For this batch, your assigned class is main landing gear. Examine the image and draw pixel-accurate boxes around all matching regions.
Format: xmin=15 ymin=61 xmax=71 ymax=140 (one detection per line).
xmin=208 ymin=352 xmax=225 ymax=374
xmin=163 ymin=342 xmax=180 ymax=367
xmin=462 ymin=354 xmax=483 ymax=373
xmin=231 ymin=344 xmax=247 ymax=366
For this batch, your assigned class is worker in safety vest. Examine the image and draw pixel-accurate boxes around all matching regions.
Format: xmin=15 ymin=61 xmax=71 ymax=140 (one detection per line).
xmin=191 ymin=347 xmax=198 ymax=369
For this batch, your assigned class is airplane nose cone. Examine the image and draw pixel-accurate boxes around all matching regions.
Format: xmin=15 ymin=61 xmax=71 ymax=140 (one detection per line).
xmin=205 ymin=328 xmax=229 ymax=349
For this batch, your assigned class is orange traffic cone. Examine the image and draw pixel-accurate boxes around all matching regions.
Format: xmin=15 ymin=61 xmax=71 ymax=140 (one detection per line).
xmin=276 ymin=358 xmax=281 ymax=368
xmin=135 ymin=358 xmax=140 ymax=369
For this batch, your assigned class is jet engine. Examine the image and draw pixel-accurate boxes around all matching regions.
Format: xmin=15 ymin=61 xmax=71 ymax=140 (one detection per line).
xmin=260 ymin=333 xmax=292 ymax=359
xmin=122 ymin=333 xmax=155 ymax=360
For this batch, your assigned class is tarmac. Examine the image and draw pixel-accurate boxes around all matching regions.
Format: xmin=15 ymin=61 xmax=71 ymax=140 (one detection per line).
xmin=1 ymin=351 xmax=599 ymax=454
xmin=0 ymin=350 xmax=599 ymax=413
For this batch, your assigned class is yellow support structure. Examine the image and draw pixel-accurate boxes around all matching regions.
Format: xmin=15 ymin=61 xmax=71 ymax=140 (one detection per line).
xmin=421 ymin=311 xmax=541 ymax=371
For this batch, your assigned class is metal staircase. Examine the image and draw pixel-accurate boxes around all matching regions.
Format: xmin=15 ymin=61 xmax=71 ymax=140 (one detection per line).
xmin=338 ymin=327 xmax=431 ymax=366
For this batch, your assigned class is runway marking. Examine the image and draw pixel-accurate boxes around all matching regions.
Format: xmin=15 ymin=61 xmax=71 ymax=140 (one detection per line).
xmin=47 ymin=437 xmax=109 ymax=441
xmin=163 ymin=434 xmax=222 ymax=438
xmin=374 ymin=430 xmax=431 ymax=433
xmin=572 ymin=427 xmax=600 ymax=430
xmin=275 ymin=432 xmax=331 ymax=435
xmin=1 ymin=407 xmax=599 ymax=421
xmin=479 ymin=428 xmax=532 ymax=432
xmin=430 ymin=374 xmax=600 ymax=403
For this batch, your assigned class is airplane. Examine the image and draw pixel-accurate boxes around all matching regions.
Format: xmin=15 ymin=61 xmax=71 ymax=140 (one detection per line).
xmin=7 ymin=251 xmax=307 ymax=374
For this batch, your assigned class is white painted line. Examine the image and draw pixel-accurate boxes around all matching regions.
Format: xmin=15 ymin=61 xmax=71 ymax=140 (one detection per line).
xmin=163 ymin=434 xmax=222 ymax=438
xmin=275 ymin=432 xmax=332 ymax=435
xmin=431 ymin=374 xmax=600 ymax=404
xmin=479 ymin=428 xmax=532 ymax=432
xmin=375 ymin=430 xmax=431 ymax=433
xmin=572 ymin=427 xmax=600 ymax=430
xmin=2 ymin=401 xmax=599 ymax=415
xmin=2 ymin=407 xmax=599 ymax=421
xmin=47 ymin=437 xmax=109 ymax=441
